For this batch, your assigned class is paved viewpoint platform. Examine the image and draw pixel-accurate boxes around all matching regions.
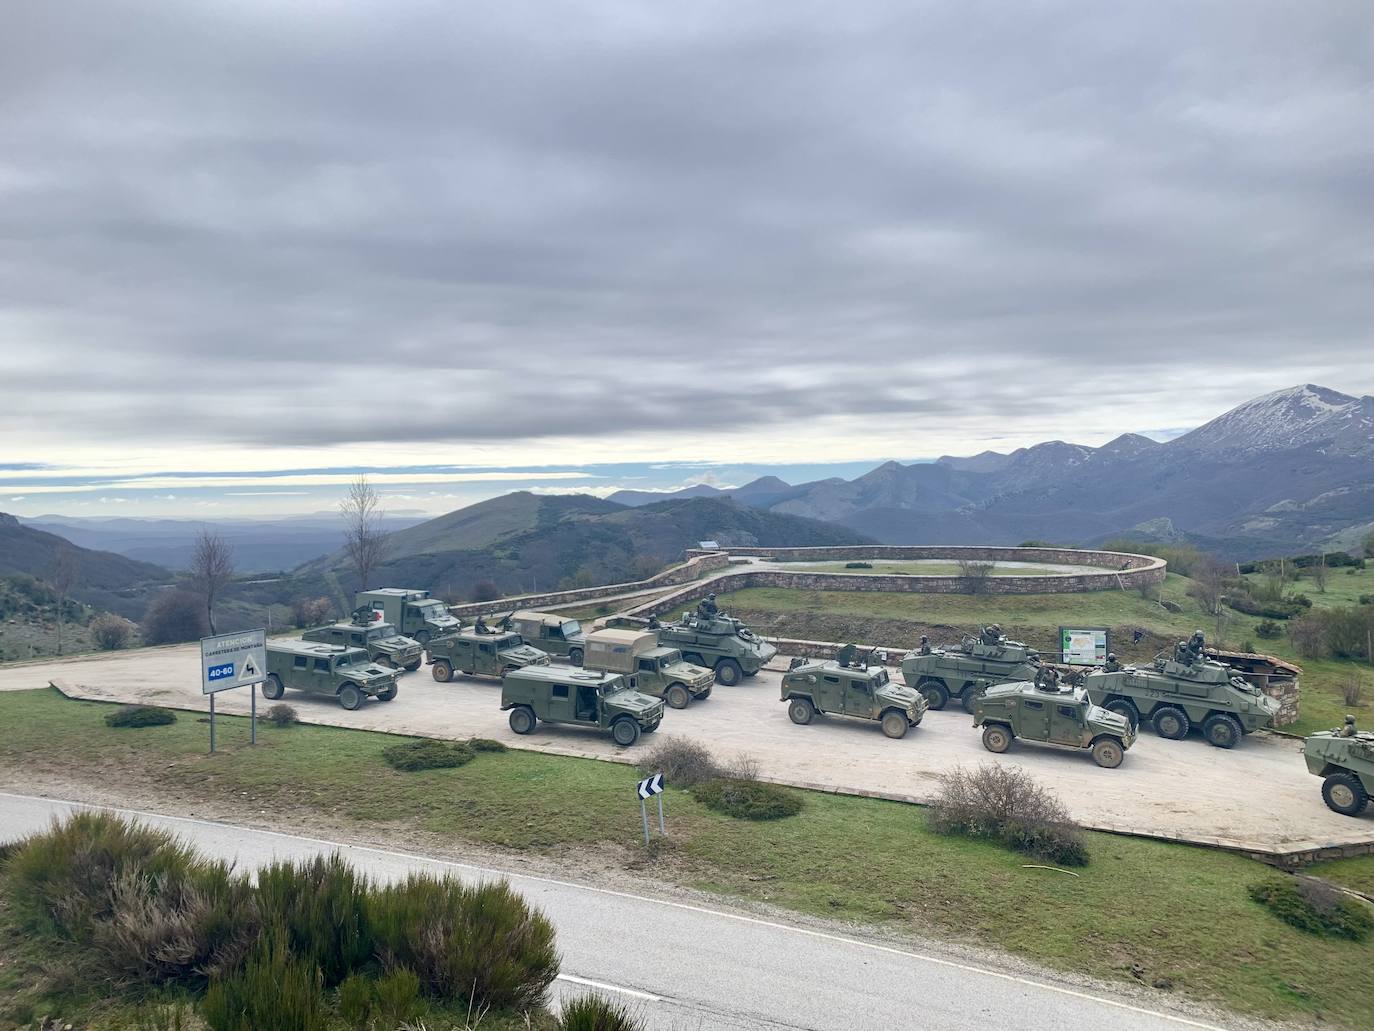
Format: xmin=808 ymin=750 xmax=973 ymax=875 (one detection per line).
xmin=3 ymin=644 xmax=1371 ymax=858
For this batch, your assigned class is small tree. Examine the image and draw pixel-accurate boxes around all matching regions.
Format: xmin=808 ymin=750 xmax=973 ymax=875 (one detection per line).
xmin=339 ymin=475 xmax=389 ymax=592
xmin=190 ymin=529 xmax=234 ymax=635
xmin=1364 ymin=530 xmax=1374 ymax=560
xmin=292 ymin=596 xmax=334 ymax=628
xmin=956 ymin=558 xmax=996 ymax=595
xmin=142 ymin=590 xmax=210 ymax=645
xmin=471 ymin=580 xmax=501 ymax=602
xmin=1188 ymin=555 xmax=1232 ymax=616
xmin=89 ymin=613 xmax=134 ymax=650
xmin=1311 ymin=553 xmax=1329 ymax=594
xmin=49 ymin=544 xmax=78 ymax=656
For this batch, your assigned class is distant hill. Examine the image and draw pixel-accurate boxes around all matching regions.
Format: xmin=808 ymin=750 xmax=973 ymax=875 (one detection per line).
xmin=0 ymin=513 xmax=168 ymax=616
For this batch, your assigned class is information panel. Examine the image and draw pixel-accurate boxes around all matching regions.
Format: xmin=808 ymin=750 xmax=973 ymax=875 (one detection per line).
xmin=200 ymin=629 xmax=267 ymax=694
xmin=1059 ymin=626 xmax=1110 ymax=667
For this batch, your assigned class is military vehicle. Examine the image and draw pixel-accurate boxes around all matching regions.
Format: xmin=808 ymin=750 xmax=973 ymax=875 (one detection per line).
xmin=1081 ymin=633 xmax=1280 ymax=748
xmin=899 ymin=625 xmax=1042 ymax=713
xmin=1303 ymin=716 xmax=1374 ymax=816
xmin=263 ymin=641 xmax=400 ymax=710
xmin=426 ymin=626 xmax=548 ymax=682
xmin=500 ymin=665 xmax=664 ymax=746
xmin=780 ymin=645 xmax=927 ymax=739
xmin=508 ymin=610 xmax=588 ymax=665
xmin=584 ymin=627 xmax=715 ymax=709
xmin=654 ymin=606 xmax=777 ymax=686
xmin=355 ymin=588 xmax=460 ymax=645
xmin=973 ymin=680 xmax=1136 ymax=768
xmin=302 ymin=615 xmax=423 ymax=671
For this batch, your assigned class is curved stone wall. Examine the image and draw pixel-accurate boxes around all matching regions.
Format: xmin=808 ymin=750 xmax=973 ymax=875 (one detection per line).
xmin=685 ymin=544 xmax=1164 ymax=573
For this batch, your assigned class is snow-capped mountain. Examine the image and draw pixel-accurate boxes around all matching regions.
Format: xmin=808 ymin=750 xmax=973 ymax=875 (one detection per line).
xmin=1169 ymin=384 xmax=1374 ymax=456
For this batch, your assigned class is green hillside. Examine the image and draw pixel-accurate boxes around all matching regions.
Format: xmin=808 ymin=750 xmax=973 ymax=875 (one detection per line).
xmin=0 ymin=513 xmax=167 ymax=616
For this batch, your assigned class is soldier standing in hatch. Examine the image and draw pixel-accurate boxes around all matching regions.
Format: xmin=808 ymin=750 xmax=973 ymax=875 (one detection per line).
xmin=1034 ymin=666 xmax=1061 ymax=692
xmin=917 ymin=635 xmax=932 ymax=656
xmin=1184 ymin=630 xmax=1206 ymax=664
xmin=697 ymin=593 xmax=719 ymax=620
xmin=1103 ymin=652 xmax=1122 ymax=672
xmin=1339 ymin=714 xmax=1358 ymax=738
xmin=981 ymin=623 xmax=1004 ymax=646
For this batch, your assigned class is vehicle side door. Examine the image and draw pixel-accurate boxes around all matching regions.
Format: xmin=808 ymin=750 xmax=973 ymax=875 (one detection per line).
xmin=1018 ymin=697 xmax=1051 ymax=739
xmin=454 ymin=638 xmax=476 ymax=674
xmin=474 ymin=639 xmax=498 ymax=674
xmin=636 ymin=657 xmax=661 ymax=694
xmin=546 ymin=681 xmax=576 ymax=722
xmin=310 ymin=656 xmax=334 ymax=695
xmin=288 ymin=654 xmax=309 ymax=690
xmin=818 ymin=673 xmax=845 ymax=713
xmin=347 ymin=630 xmax=370 ymax=658
xmin=1049 ymin=700 xmax=1085 ymax=745
xmin=843 ymin=674 xmax=876 ymax=718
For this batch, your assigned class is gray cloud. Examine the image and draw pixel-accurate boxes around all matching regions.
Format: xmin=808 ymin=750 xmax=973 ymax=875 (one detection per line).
xmin=2 ymin=1 xmax=1372 ymax=461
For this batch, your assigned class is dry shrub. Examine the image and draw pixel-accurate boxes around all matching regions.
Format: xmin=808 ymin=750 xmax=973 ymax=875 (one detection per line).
xmin=1250 ymin=876 xmax=1373 ymax=941
xmin=1341 ymin=672 xmax=1365 ymax=708
xmin=930 ymin=764 xmax=1088 ymax=867
xmin=638 ymin=737 xmax=721 ymax=788
xmin=141 ymin=590 xmax=209 ymax=645
xmin=266 ymin=703 xmax=299 ymax=727
xmin=292 ymin=596 xmax=334 ymax=629
xmin=956 ymin=559 xmax=996 ymax=594
xmin=90 ymin=613 xmax=134 ymax=650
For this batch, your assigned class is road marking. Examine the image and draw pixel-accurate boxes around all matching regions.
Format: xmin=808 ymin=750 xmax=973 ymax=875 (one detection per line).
xmin=0 ymin=791 xmax=1230 ymax=1031
xmin=556 ymin=974 xmax=663 ymax=1002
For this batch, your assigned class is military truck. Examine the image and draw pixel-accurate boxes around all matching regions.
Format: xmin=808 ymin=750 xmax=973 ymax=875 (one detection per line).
xmin=263 ymin=641 xmax=400 ymax=710
xmin=583 ymin=627 xmax=715 ymax=709
xmin=302 ymin=617 xmax=423 ymax=671
xmin=781 ymin=645 xmax=927 ymax=739
xmin=654 ymin=610 xmax=777 ymax=686
xmin=509 ymin=611 xmax=588 ymax=665
xmin=355 ymin=588 xmax=460 ymax=645
xmin=1082 ymin=639 xmax=1280 ymax=748
xmin=899 ymin=625 xmax=1042 ymax=713
xmin=426 ymin=627 xmax=548 ymax=682
xmin=973 ymin=681 xmax=1136 ymax=768
xmin=500 ymin=665 xmax=664 ymax=746
xmin=1303 ymin=716 xmax=1374 ymax=816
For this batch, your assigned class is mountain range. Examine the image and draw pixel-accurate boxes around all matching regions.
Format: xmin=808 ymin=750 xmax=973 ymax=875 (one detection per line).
xmin=0 ymin=513 xmax=167 ymax=616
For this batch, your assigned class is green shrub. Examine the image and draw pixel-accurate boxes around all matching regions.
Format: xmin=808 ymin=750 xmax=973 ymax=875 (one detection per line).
xmin=368 ymin=875 xmax=558 ymax=1011
xmin=265 ymin=704 xmax=299 ymax=727
xmin=381 ymin=739 xmax=474 ymax=772
xmin=468 ymin=737 xmax=508 ymax=753
xmin=105 ymin=705 xmax=178 ymax=728
xmin=691 ymin=778 xmax=802 ymax=821
xmin=127 ymin=1001 xmax=198 ymax=1031
xmin=930 ymin=765 xmax=1089 ymax=867
xmin=1250 ymin=876 xmax=1374 ymax=941
xmin=336 ymin=968 xmax=421 ymax=1029
xmin=337 ymin=972 xmax=374 ymax=1027
xmin=557 ymin=993 xmax=647 ymax=1030
xmin=844 ymin=561 xmax=873 ymax=569
xmin=1359 ymin=594 xmax=1374 ymax=606
xmin=255 ymin=854 xmax=372 ymax=987
xmin=1254 ymin=619 xmax=1284 ymax=640
xmin=201 ymin=934 xmax=327 ymax=1031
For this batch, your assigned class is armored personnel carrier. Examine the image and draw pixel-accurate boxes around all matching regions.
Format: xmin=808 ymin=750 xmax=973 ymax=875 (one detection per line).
xmin=501 ymin=665 xmax=664 ymax=746
xmin=1304 ymin=716 xmax=1374 ymax=816
xmin=426 ymin=625 xmax=548 ymax=682
xmin=1082 ymin=633 xmax=1280 ymax=748
xmin=302 ymin=612 xmax=423 ymax=671
xmin=655 ymin=605 xmax=777 ymax=686
xmin=263 ymin=641 xmax=400 ymax=710
xmin=973 ymin=680 xmax=1135 ymax=768
xmin=781 ymin=644 xmax=926 ymax=739
xmin=584 ymin=628 xmax=715 ymax=709
xmin=899 ymin=625 xmax=1041 ymax=713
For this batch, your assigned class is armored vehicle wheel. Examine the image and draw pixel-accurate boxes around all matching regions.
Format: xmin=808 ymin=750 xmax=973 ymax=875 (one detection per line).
xmin=643 ymin=720 xmax=660 ymax=734
xmin=1152 ymin=706 xmax=1190 ymax=740
xmin=1322 ymin=773 xmax=1370 ymax=817
xmin=262 ymin=674 xmax=284 ymax=700
xmin=431 ymin=660 xmax=453 ymax=683
xmin=1105 ymin=699 xmax=1140 ymax=731
xmin=509 ymin=706 xmax=536 ymax=735
xmin=1202 ymin=713 xmax=1243 ymax=749
xmin=611 ymin=717 xmax=641 ymax=747
xmin=960 ymin=684 xmax=981 ymax=715
xmin=788 ymin=697 xmax=815 ymax=725
xmin=1090 ymin=737 xmax=1125 ymax=769
xmin=415 ymin=630 xmax=431 ymax=646
xmin=715 ymin=658 xmax=744 ymax=687
xmin=569 ymin=647 xmax=584 ymax=666
xmin=881 ymin=711 xmax=909 ymax=739
xmin=373 ymin=655 xmax=395 ymax=669
xmin=981 ymin=724 xmax=1013 ymax=753
xmin=404 ymin=659 xmax=421 ymax=672
xmin=665 ymin=684 xmax=691 ymax=710
xmin=917 ymin=678 xmax=948 ymax=710
xmin=683 ymin=653 xmax=706 ymax=667
xmin=699 ymin=686 xmax=712 ymax=700
xmin=377 ymin=682 xmax=398 ymax=702
xmin=338 ymin=684 xmax=363 ymax=711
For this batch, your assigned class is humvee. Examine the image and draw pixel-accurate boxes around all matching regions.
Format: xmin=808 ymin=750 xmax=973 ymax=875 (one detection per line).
xmin=509 ymin=611 xmax=587 ymax=665
xmin=899 ymin=626 xmax=1041 ymax=713
xmin=302 ymin=617 xmax=423 ymax=671
xmin=1082 ymin=638 xmax=1280 ymax=748
xmin=426 ymin=628 xmax=548 ymax=682
xmin=973 ymin=681 xmax=1135 ymax=768
xmin=263 ymin=641 xmax=400 ymax=710
xmin=780 ymin=645 xmax=927 ymax=739
xmin=500 ymin=665 xmax=664 ymax=747
xmin=655 ymin=610 xmax=777 ymax=686
xmin=584 ymin=627 xmax=715 ymax=709
xmin=1303 ymin=716 xmax=1374 ymax=816
xmin=355 ymin=588 xmax=460 ymax=645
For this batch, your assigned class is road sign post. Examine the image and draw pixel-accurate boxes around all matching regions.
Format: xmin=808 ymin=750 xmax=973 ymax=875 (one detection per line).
xmin=636 ymin=773 xmax=666 ymax=844
xmin=200 ymin=629 xmax=268 ymax=754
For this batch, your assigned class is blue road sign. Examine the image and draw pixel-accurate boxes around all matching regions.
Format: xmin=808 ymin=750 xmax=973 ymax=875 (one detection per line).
xmin=207 ymin=662 xmax=235 ymax=682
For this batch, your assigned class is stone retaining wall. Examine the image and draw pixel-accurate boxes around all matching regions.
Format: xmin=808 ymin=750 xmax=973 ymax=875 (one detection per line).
xmin=688 ymin=544 xmax=1163 ymax=570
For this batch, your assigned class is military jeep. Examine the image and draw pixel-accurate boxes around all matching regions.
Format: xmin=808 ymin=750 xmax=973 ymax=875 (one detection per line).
xmin=654 ymin=610 xmax=777 ymax=686
xmin=426 ymin=628 xmax=548 ymax=682
xmin=1303 ymin=716 xmax=1374 ymax=816
xmin=500 ymin=665 xmax=664 ymax=747
xmin=355 ymin=588 xmax=460 ymax=645
xmin=302 ymin=617 xmax=423 ymax=671
xmin=509 ymin=611 xmax=588 ymax=665
xmin=973 ymin=681 xmax=1135 ymax=768
xmin=781 ymin=645 xmax=927 ymax=739
xmin=263 ymin=641 xmax=400 ymax=710
xmin=584 ymin=627 xmax=715 ymax=709
xmin=900 ymin=625 xmax=1042 ymax=713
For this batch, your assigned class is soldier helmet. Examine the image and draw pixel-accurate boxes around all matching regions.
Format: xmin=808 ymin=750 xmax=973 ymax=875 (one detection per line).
xmin=1107 ymin=652 xmax=1116 ymax=661
xmin=708 ymin=593 xmax=716 ymax=600
xmin=1347 ymin=714 xmax=1357 ymax=724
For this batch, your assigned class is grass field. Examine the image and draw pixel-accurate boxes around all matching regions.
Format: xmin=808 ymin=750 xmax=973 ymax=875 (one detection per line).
xmin=1242 ymin=564 xmax=1374 ymax=610
xmin=1 ymin=688 xmax=1372 ymax=1028
xmin=765 ymin=560 xmax=1073 ymax=576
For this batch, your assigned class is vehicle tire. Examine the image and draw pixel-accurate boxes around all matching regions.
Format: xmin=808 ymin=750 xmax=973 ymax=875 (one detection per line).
xmin=715 ymin=658 xmax=743 ymax=686
xmin=643 ymin=720 xmax=660 ymax=734
xmin=404 ymin=659 xmax=421 ymax=672
xmin=508 ymin=706 xmax=536 ymax=735
xmin=683 ymin=653 xmax=706 ymax=667
xmin=881 ymin=711 xmax=909 ymax=739
xmin=1202 ymin=712 xmax=1243 ymax=749
xmin=611 ymin=717 xmax=641 ymax=747
xmin=569 ymin=648 xmax=584 ymax=666
xmin=981 ymin=724 xmax=1013 ymax=753
xmin=1322 ymin=772 xmax=1370 ymax=817
xmin=788 ymin=697 xmax=815 ymax=725
xmin=960 ymin=683 xmax=982 ymax=715
xmin=917 ymin=678 xmax=949 ymax=711
xmin=377 ymin=682 xmax=398 ymax=702
xmin=1090 ymin=737 xmax=1125 ymax=769
xmin=415 ymin=630 xmax=431 ymax=646
xmin=1152 ymin=706 xmax=1190 ymax=740
xmin=699 ymin=686 xmax=712 ymax=700
xmin=338 ymin=683 xmax=363 ymax=711
xmin=665 ymin=684 xmax=691 ymax=710
xmin=373 ymin=655 xmax=395 ymax=669
xmin=431 ymin=660 xmax=453 ymax=683
xmin=262 ymin=674 xmax=284 ymax=700
xmin=1105 ymin=699 xmax=1140 ymax=731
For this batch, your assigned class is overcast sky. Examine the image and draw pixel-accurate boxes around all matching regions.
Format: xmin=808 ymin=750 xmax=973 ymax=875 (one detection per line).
xmin=2 ymin=1 xmax=1372 ymax=515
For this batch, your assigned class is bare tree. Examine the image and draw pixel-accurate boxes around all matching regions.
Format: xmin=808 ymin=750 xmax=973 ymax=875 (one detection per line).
xmin=956 ymin=558 xmax=996 ymax=595
xmin=340 ymin=474 xmax=390 ymax=592
xmin=1188 ymin=555 xmax=1232 ymax=616
xmin=190 ymin=528 xmax=234 ymax=635
xmin=49 ymin=544 xmax=77 ymax=656
xmin=1311 ymin=553 xmax=1328 ymax=593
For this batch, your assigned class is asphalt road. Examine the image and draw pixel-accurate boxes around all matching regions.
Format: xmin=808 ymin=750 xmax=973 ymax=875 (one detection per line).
xmin=1 ymin=792 xmax=1241 ymax=1031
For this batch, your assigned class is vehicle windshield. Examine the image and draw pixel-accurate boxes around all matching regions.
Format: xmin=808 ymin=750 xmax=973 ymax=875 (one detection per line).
xmin=335 ymin=654 xmax=351 ymax=668
xmin=561 ymin=620 xmax=582 ymax=637
xmin=662 ymin=649 xmax=682 ymax=665
xmin=417 ymin=601 xmax=448 ymax=618
xmin=871 ymin=668 xmax=889 ymax=686
xmin=366 ymin=627 xmax=386 ymax=641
